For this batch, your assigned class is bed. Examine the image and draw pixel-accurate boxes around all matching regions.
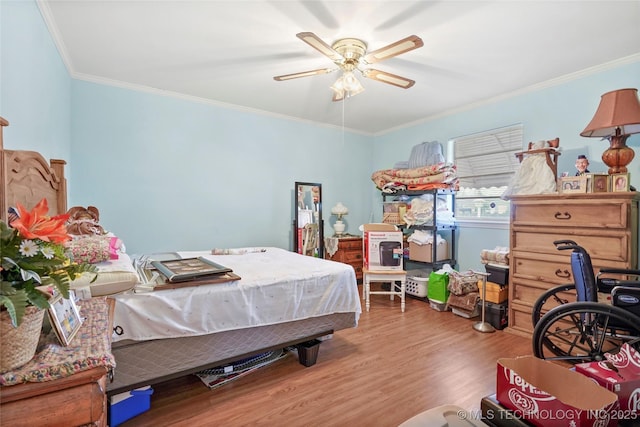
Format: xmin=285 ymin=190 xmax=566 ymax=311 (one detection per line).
xmin=0 ymin=117 xmax=362 ymax=397
xmin=108 ymin=249 xmax=361 ymax=394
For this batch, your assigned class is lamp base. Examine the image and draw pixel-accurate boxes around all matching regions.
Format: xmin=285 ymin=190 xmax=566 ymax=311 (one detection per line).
xmin=333 ymin=220 xmax=346 ymax=235
xmin=602 ymin=134 xmax=634 ymax=174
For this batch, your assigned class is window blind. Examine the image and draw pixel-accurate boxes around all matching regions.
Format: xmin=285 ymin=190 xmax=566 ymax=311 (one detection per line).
xmin=453 ymin=124 xmax=523 ymax=188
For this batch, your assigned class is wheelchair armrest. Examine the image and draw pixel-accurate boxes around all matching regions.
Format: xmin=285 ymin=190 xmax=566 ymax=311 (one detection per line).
xmin=598 ymin=268 xmax=640 ymax=277
xmin=597 ymin=269 xmax=640 ymax=293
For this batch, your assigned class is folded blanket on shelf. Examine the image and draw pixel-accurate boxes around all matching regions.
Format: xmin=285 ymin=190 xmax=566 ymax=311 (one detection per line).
xmin=371 ymin=162 xmax=458 ymax=190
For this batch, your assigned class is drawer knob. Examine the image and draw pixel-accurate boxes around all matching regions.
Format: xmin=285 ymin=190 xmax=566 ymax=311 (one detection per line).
xmin=555 ymin=269 xmax=571 ymax=279
xmin=554 ymin=211 xmax=572 ymax=220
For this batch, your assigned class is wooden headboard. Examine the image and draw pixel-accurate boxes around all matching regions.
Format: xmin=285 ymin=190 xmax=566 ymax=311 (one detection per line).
xmin=0 ymin=117 xmax=68 ymax=222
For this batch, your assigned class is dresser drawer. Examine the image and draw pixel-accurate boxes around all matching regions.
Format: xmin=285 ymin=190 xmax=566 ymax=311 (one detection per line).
xmin=512 ymin=199 xmax=629 ymax=228
xmin=512 ymin=228 xmax=629 ymax=262
xmin=336 ymin=238 xmax=362 ymax=251
xmin=1 ymin=369 xmax=107 ymax=427
xmin=511 ymin=252 xmax=573 ymax=285
xmin=508 ymin=302 xmax=536 ymax=337
xmin=343 ymin=251 xmax=363 ymax=263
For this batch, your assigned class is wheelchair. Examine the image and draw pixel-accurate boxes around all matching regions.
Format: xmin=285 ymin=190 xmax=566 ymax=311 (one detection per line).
xmin=531 ymin=240 xmax=640 ymax=363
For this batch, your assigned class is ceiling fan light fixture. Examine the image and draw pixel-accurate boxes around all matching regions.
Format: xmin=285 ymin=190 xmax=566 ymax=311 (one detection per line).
xmin=331 ymin=71 xmax=365 ymax=100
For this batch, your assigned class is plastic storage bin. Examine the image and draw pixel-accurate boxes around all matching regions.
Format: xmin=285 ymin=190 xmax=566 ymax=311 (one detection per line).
xmin=484 ymin=264 xmax=509 ymax=286
xmin=406 ymin=276 xmax=428 ymax=298
xmin=429 ymin=300 xmax=449 ymax=312
xmin=477 ymin=300 xmax=508 ymax=330
xmin=477 ymin=280 xmax=508 ymax=304
xmin=109 ymin=386 xmax=154 ymax=427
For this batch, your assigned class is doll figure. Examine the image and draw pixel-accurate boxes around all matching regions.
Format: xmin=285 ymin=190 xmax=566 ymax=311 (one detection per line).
xmin=575 ymin=155 xmax=590 ymax=176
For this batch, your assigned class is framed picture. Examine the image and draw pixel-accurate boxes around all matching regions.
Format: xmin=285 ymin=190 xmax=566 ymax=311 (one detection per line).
xmin=48 ymin=292 xmax=83 ymax=346
xmin=590 ymin=174 xmax=609 ymax=193
xmin=612 ymin=173 xmax=630 ymax=192
xmin=559 ymin=176 xmax=587 ymax=194
xmin=151 ymin=257 xmax=233 ymax=283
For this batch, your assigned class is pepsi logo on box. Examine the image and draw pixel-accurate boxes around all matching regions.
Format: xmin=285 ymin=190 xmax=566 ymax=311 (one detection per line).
xmin=575 ymin=344 xmax=640 ymax=418
xmin=496 ymin=356 xmax=618 ymax=427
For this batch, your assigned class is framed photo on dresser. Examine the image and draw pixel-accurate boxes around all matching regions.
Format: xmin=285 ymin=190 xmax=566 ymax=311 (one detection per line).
xmin=559 ymin=176 xmax=587 ymax=194
xmin=48 ymin=292 xmax=83 ymax=346
xmin=589 ymin=174 xmax=609 ymax=193
xmin=612 ymin=173 xmax=630 ymax=192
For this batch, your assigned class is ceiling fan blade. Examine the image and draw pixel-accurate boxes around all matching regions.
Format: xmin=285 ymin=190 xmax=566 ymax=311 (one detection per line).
xmin=362 ymin=69 xmax=415 ymax=89
xmin=296 ymin=32 xmax=344 ymax=63
xmin=274 ymin=68 xmax=335 ymax=81
xmin=363 ymin=35 xmax=424 ymax=64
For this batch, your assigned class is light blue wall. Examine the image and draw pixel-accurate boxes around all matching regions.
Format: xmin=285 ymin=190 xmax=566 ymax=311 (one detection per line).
xmin=0 ymin=0 xmax=71 ymax=161
xmin=69 ymin=82 xmax=372 ymax=253
xmin=2 ymin=0 xmax=640 ymax=268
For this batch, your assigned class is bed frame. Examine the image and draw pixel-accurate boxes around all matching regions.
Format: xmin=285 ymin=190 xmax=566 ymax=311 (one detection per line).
xmin=0 ymin=117 xmax=67 ymax=222
xmin=0 ymin=117 xmax=359 ymax=396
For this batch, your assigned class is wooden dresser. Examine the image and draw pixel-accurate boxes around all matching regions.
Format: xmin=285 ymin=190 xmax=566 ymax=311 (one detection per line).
xmin=0 ymin=298 xmax=115 ymax=427
xmin=506 ymin=193 xmax=640 ymax=338
xmin=326 ymin=236 xmax=363 ymax=282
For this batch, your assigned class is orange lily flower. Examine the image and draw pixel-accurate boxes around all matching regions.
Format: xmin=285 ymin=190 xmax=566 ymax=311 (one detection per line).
xmin=10 ymin=199 xmax=71 ymax=243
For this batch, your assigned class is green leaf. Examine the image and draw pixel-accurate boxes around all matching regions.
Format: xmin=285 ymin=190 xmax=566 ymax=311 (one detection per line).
xmin=0 ymin=290 xmax=29 ymax=327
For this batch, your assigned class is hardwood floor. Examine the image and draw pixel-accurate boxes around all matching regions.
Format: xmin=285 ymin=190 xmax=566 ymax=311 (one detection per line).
xmin=119 ymin=294 xmax=532 ymax=427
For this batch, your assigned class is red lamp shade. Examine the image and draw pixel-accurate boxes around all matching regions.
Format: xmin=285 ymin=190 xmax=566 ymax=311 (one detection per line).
xmin=580 ymin=88 xmax=640 ymax=174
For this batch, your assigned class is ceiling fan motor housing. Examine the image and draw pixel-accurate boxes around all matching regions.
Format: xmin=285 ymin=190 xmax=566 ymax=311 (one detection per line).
xmin=331 ymin=38 xmax=367 ymax=69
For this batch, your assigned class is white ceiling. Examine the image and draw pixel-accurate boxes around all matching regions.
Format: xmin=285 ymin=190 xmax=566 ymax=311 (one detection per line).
xmin=38 ymin=0 xmax=640 ymax=135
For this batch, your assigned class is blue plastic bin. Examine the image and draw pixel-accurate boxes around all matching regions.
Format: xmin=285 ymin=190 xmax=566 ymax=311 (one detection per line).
xmin=109 ymin=386 xmax=154 ymax=426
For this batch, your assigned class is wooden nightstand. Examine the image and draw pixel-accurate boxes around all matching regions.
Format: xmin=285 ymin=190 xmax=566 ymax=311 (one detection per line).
xmin=326 ymin=236 xmax=363 ymax=282
xmin=0 ymin=297 xmax=115 ymax=427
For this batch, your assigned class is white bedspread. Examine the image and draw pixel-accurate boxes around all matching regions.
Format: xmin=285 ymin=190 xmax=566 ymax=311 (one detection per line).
xmin=112 ymin=247 xmax=361 ymax=342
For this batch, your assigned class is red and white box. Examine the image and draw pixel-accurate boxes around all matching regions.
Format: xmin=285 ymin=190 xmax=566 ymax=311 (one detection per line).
xmin=575 ymin=343 xmax=640 ymax=418
xmin=363 ymin=224 xmax=403 ymax=271
xmin=496 ymin=355 xmax=618 ymax=427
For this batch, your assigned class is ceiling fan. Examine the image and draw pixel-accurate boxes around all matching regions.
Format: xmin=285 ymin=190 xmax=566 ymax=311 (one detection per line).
xmin=274 ymin=32 xmax=424 ymax=101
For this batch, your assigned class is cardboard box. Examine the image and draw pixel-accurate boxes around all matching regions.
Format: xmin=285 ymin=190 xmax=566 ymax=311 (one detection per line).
xmin=496 ymin=356 xmax=618 ymax=427
xmin=363 ymin=224 xmax=403 ymax=271
xmin=575 ymin=344 xmax=640 ymax=417
xmin=109 ymin=386 xmax=154 ymax=427
xmin=408 ymin=241 xmax=448 ymax=263
xmin=477 ymin=280 xmax=508 ymax=303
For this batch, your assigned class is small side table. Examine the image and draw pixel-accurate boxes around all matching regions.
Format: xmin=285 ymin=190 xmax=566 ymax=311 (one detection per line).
xmin=0 ymin=297 xmax=115 ymax=427
xmin=325 ymin=236 xmax=363 ymax=282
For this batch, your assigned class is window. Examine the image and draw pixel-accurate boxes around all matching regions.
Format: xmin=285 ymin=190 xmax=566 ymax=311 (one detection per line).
xmin=450 ymin=124 xmax=523 ymax=221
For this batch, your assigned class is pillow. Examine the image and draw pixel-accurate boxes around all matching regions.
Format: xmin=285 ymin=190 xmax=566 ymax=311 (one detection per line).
xmin=66 ymin=236 xmax=123 ymax=264
xmin=70 ymin=253 xmax=139 ymax=296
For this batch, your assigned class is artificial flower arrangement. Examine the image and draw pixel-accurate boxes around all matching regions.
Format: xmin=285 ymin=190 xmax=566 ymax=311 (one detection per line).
xmin=0 ymin=199 xmax=97 ymax=327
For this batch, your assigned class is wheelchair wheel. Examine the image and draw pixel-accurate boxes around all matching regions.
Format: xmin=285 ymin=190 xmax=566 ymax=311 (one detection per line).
xmin=531 ymin=283 xmax=576 ymax=328
xmin=532 ymin=301 xmax=640 ymax=363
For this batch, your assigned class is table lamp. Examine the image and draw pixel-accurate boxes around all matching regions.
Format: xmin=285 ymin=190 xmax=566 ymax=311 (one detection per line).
xmin=580 ymin=88 xmax=640 ymax=174
xmin=331 ymin=202 xmax=349 ymax=235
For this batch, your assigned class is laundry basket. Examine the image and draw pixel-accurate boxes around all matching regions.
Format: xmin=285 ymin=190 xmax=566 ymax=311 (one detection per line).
xmin=406 ymin=276 xmax=428 ymax=298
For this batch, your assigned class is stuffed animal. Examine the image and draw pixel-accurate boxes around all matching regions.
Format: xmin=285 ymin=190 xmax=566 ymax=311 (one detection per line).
xmin=66 ymin=206 xmax=106 ymax=236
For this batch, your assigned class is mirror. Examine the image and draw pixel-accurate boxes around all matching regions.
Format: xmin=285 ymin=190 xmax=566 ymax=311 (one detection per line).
xmin=293 ymin=182 xmax=324 ymax=258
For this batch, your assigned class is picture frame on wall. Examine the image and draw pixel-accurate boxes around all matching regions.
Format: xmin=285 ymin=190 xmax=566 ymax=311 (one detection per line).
xmin=48 ymin=292 xmax=83 ymax=346
xmin=559 ymin=176 xmax=588 ymax=194
xmin=590 ymin=174 xmax=609 ymax=193
xmin=612 ymin=173 xmax=630 ymax=192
